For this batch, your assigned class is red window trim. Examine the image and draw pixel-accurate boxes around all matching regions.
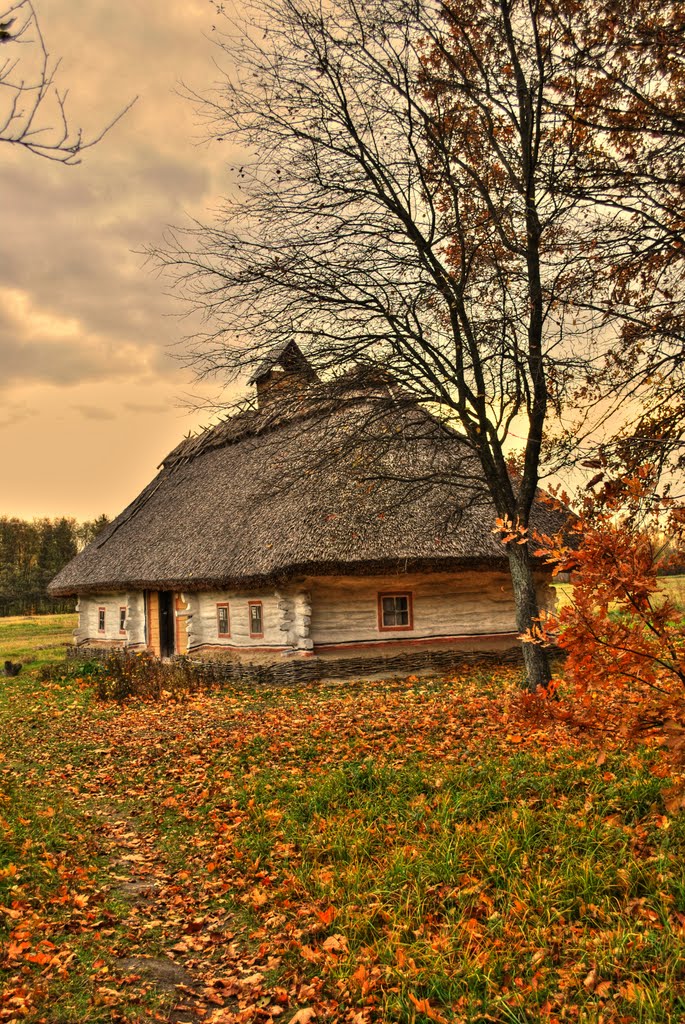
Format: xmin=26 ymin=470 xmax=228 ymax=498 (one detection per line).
xmin=98 ymin=606 xmax=106 ymax=633
xmin=377 ymin=592 xmax=414 ymax=632
xmin=248 ymin=600 xmax=264 ymax=639
xmin=216 ymin=602 xmax=231 ymax=638
xmin=119 ymin=606 xmax=127 ymax=635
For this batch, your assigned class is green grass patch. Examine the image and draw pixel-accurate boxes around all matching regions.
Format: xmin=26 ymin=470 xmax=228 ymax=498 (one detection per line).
xmin=0 ymin=612 xmax=76 ymax=672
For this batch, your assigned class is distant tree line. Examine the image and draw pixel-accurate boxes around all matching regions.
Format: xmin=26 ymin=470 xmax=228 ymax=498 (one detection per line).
xmin=0 ymin=515 xmax=109 ymax=616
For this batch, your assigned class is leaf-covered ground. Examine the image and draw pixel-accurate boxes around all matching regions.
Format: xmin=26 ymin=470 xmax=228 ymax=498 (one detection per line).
xmin=2 ymin=617 xmax=685 ymax=1023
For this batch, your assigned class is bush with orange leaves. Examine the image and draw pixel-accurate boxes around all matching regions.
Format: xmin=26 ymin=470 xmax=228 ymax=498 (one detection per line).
xmin=524 ymin=467 xmax=685 ymax=695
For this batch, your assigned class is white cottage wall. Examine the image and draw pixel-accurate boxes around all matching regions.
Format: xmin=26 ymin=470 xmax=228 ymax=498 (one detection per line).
xmin=306 ymin=571 xmax=555 ymax=649
xmin=73 ymin=573 xmax=557 ymax=658
xmin=75 ymin=593 xmax=129 ymax=645
xmin=188 ymin=590 xmax=287 ymax=651
xmin=125 ymin=592 xmax=147 ymax=647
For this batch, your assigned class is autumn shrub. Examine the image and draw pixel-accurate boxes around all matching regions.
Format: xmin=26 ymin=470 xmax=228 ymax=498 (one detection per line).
xmin=526 ymin=468 xmax=685 ymax=696
xmin=94 ymin=651 xmax=214 ymax=702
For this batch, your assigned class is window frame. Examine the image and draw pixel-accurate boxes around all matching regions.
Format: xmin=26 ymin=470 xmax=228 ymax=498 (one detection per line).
xmin=98 ymin=606 xmax=106 ymax=634
xmin=248 ymin=600 xmax=264 ymax=639
xmin=377 ymin=592 xmax=414 ymax=632
xmin=216 ymin=602 xmax=231 ymax=638
xmin=119 ymin=606 xmax=127 ymax=635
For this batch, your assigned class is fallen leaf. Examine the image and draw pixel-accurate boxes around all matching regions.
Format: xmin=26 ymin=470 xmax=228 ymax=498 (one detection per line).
xmin=322 ymin=933 xmax=348 ymax=954
xmin=289 ymin=1010 xmax=316 ymax=1024
xmin=408 ymin=993 xmax=449 ymax=1023
xmin=316 ymin=906 xmax=336 ymax=926
xmin=583 ymin=968 xmax=598 ymax=992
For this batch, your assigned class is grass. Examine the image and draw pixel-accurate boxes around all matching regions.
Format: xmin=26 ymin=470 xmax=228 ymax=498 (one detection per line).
xmin=0 ymin=612 xmax=76 ymax=671
xmin=2 ymin=615 xmax=685 ymax=1023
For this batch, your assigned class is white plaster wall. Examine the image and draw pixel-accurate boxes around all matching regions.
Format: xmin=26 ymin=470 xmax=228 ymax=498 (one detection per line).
xmin=73 ymin=598 xmax=86 ymax=645
xmin=306 ymin=571 xmax=555 ymax=647
xmin=125 ymin=591 xmax=146 ymax=647
xmin=75 ymin=593 xmax=129 ymax=644
xmin=188 ymin=590 xmax=286 ymax=650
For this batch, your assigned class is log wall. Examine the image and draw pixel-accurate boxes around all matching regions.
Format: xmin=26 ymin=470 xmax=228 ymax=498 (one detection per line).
xmin=74 ymin=570 xmax=556 ymax=660
xmin=306 ymin=571 xmax=555 ymax=649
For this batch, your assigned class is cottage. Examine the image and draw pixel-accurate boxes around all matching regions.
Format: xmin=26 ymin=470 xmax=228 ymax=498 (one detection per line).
xmin=49 ymin=346 xmax=563 ymax=674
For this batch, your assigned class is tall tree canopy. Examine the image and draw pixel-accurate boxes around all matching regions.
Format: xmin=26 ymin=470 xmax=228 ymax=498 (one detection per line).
xmin=0 ymin=515 xmax=109 ymax=615
xmin=155 ymin=0 xmax=684 ymax=689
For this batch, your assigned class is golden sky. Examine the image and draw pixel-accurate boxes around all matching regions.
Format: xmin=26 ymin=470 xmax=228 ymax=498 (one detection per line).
xmin=1 ymin=0 xmax=244 ymax=521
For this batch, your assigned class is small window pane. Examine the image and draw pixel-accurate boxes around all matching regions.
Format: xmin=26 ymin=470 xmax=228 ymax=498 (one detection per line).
xmin=250 ymin=603 xmax=263 ymax=635
xmin=217 ymin=605 xmax=229 ymax=636
xmin=98 ymin=608 xmax=106 ymax=631
xmin=120 ymin=608 xmax=126 ymax=632
xmin=382 ymin=595 xmax=409 ymax=627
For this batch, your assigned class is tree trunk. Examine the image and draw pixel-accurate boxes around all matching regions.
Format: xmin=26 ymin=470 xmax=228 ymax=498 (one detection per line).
xmin=507 ymin=542 xmax=552 ymax=691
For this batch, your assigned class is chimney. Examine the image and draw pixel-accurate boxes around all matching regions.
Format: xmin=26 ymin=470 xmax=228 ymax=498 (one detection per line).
xmin=249 ymin=341 xmax=318 ymax=411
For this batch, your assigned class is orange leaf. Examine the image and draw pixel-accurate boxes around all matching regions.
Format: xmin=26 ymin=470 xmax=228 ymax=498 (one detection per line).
xmin=316 ymin=905 xmax=336 ymax=926
xmin=408 ymin=994 xmax=449 ymax=1023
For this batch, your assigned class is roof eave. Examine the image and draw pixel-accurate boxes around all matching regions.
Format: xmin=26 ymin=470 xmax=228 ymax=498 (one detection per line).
xmin=47 ymin=552 xmax=554 ymax=598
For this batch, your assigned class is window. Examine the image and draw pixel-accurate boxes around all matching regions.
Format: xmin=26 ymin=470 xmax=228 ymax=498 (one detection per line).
xmin=378 ymin=592 xmax=413 ymax=631
xmin=119 ymin=607 xmax=127 ymax=634
xmin=98 ymin=607 xmax=106 ymax=633
xmin=249 ymin=601 xmax=264 ymax=638
xmin=217 ymin=603 xmax=230 ymax=637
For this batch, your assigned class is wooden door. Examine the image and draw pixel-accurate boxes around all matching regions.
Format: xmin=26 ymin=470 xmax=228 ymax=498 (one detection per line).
xmin=159 ymin=591 xmax=175 ymax=658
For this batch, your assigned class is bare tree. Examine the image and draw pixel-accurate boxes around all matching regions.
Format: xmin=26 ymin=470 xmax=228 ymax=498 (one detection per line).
xmin=548 ymin=0 xmax=685 ymax=482
xmin=0 ymin=0 xmax=134 ymax=163
xmin=152 ymin=0 xmax=682 ymax=689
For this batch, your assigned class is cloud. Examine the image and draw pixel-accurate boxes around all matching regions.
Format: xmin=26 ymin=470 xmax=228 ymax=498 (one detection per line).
xmin=0 ymin=402 xmax=34 ymax=431
xmin=2 ymin=0 xmax=243 ymax=516
xmin=71 ymin=404 xmax=117 ymax=421
xmin=123 ymin=401 xmax=171 ymax=414
xmin=0 ymin=287 xmax=158 ymax=392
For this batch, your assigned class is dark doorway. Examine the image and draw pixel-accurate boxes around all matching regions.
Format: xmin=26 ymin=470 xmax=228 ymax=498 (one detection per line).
xmin=159 ymin=591 xmax=175 ymax=658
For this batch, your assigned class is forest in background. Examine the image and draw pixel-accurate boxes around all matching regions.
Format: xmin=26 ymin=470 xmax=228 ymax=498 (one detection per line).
xmin=0 ymin=516 xmax=110 ymax=616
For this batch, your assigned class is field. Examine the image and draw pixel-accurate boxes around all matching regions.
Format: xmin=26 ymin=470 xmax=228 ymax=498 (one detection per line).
xmin=553 ymin=574 xmax=685 ymax=610
xmin=0 ymin=613 xmax=77 ymax=671
xmin=2 ymin=617 xmax=685 ymax=1023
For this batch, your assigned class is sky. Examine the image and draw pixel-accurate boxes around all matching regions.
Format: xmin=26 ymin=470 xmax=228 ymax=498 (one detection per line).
xmin=1 ymin=0 xmax=244 ymax=520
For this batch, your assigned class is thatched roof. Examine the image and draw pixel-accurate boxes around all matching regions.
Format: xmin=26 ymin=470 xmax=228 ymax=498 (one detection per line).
xmin=49 ymin=376 xmax=568 ymax=597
